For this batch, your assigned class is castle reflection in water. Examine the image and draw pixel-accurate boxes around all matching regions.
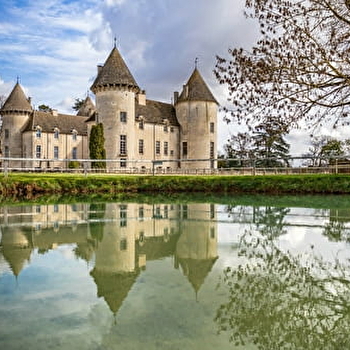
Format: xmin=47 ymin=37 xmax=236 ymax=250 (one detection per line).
xmin=0 ymin=202 xmax=218 ymax=314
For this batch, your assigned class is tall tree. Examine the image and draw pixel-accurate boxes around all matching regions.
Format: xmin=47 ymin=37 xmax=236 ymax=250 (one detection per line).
xmin=224 ymin=132 xmax=254 ymax=167
xmin=38 ymin=104 xmax=52 ymax=112
xmin=303 ymin=136 xmax=347 ymax=166
xmin=252 ymin=118 xmax=290 ymax=167
xmin=89 ymin=123 xmax=106 ymax=169
xmin=72 ymin=98 xmax=84 ymax=111
xmin=215 ymin=1 xmax=350 ymax=129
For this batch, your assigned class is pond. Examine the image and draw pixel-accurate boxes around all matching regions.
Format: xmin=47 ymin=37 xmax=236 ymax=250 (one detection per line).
xmin=1 ymin=195 xmax=350 ymax=349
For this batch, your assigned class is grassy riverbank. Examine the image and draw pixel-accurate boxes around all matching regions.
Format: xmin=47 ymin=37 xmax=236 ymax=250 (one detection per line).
xmin=0 ymin=173 xmax=350 ymax=198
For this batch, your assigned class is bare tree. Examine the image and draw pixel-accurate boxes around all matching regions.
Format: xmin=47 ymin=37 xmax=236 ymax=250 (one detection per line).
xmin=215 ymin=0 xmax=350 ymax=130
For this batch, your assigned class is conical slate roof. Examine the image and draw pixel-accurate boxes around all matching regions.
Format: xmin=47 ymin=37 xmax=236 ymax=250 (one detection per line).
xmin=91 ymin=47 xmax=139 ymax=92
xmin=177 ymin=257 xmax=218 ymax=296
xmin=1 ymin=82 xmax=32 ymax=113
xmin=177 ymin=68 xmax=218 ymax=104
xmin=77 ymin=96 xmax=96 ymax=117
xmin=90 ymin=268 xmax=139 ymax=315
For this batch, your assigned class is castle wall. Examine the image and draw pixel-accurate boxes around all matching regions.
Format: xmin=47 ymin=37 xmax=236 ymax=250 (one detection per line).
xmin=22 ymin=131 xmax=88 ymax=169
xmin=176 ymin=101 xmax=218 ymax=169
xmin=1 ymin=112 xmax=29 ymax=168
xmin=134 ymin=122 xmax=180 ymax=171
xmin=95 ymin=89 xmax=136 ymax=167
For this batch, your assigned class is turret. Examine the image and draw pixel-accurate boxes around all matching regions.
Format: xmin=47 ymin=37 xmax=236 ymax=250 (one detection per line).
xmin=175 ymin=68 xmax=218 ymax=169
xmin=91 ymin=46 xmax=140 ymax=168
xmin=0 ymin=82 xmax=32 ymax=164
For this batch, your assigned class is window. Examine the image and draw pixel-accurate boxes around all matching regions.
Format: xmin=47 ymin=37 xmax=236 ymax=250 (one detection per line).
xmin=182 ymin=205 xmax=188 ymax=219
xmin=170 ymin=126 xmax=174 ymax=133
xmin=120 ymin=158 xmax=127 ymax=168
xmin=72 ymin=147 xmax=77 ymax=159
xmin=170 ymin=150 xmax=174 ymax=156
xmin=210 ymin=142 xmax=215 ymax=158
xmin=182 ymin=142 xmax=188 ymax=157
xmin=139 ymin=139 xmax=144 ymax=154
xmin=210 ymin=227 xmax=215 ymax=239
xmin=120 ymin=239 xmax=127 ymax=250
xmin=120 ymin=135 xmax=127 ymax=155
xmin=139 ymin=206 xmax=144 ymax=220
xmin=139 ymin=120 xmax=144 ymax=129
xmin=120 ymin=111 xmax=127 ymax=123
xmin=72 ymin=131 xmax=77 ymax=141
xmin=4 ymin=129 xmax=9 ymax=139
xmin=35 ymin=128 xmax=41 ymax=138
xmin=54 ymin=129 xmax=59 ymax=139
xmin=120 ymin=205 xmax=127 ymax=227
xmin=155 ymin=141 xmax=161 ymax=155
xmin=163 ymin=125 xmax=168 ymax=132
xmin=210 ymin=204 xmax=215 ymax=219
xmin=54 ymin=146 xmax=59 ymax=159
xmin=210 ymin=122 xmax=215 ymax=133
xmin=164 ymin=141 xmax=168 ymax=156
xmin=210 ymin=142 xmax=215 ymax=169
xmin=36 ymin=145 xmax=41 ymax=158
xmin=4 ymin=146 xmax=9 ymax=158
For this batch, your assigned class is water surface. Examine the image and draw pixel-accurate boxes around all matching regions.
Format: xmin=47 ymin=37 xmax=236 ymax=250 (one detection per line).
xmin=1 ymin=195 xmax=350 ymax=349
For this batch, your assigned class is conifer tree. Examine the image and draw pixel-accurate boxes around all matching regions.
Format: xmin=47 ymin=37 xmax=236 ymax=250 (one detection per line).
xmin=252 ymin=118 xmax=290 ymax=167
xmin=89 ymin=123 xmax=106 ymax=168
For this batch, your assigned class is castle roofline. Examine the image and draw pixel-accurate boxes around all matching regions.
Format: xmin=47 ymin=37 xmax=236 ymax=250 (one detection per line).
xmin=177 ymin=68 xmax=218 ymax=105
xmin=90 ymin=47 xmax=140 ymax=93
xmin=1 ymin=82 xmax=33 ymax=113
xmin=23 ymin=110 xmax=88 ymax=135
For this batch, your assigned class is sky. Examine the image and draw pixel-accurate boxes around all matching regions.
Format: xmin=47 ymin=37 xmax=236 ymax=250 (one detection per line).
xmin=0 ymin=0 xmax=345 ymax=155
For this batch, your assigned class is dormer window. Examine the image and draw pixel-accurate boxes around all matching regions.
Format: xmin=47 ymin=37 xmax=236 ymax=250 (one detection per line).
xmin=72 ymin=129 xmax=77 ymax=141
xmin=163 ymin=118 xmax=169 ymax=132
xmin=36 ymin=127 xmax=42 ymax=138
xmin=54 ymin=128 xmax=59 ymax=139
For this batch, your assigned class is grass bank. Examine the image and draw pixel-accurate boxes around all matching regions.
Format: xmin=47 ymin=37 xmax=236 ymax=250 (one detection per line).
xmin=0 ymin=173 xmax=350 ymax=198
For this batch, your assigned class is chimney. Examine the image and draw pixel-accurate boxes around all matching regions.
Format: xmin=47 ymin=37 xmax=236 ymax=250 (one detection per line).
xmin=52 ymin=109 xmax=58 ymax=116
xmin=137 ymin=90 xmax=146 ymax=105
xmin=97 ymin=64 xmax=103 ymax=74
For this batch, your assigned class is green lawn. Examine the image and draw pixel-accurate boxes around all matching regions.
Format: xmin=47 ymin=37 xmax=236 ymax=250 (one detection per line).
xmin=0 ymin=173 xmax=349 ymax=198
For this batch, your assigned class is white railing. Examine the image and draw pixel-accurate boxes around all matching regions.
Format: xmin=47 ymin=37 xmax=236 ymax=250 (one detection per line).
xmin=0 ymin=156 xmax=349 ymax=175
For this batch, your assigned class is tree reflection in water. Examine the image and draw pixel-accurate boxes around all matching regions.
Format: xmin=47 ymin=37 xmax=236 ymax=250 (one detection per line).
xmin=216 ymin=206 xmax=350 ymax=349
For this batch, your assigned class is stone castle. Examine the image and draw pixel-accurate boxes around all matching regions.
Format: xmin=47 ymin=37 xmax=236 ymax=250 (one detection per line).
xmin=0 ymin=45 xmax=218 ymax=171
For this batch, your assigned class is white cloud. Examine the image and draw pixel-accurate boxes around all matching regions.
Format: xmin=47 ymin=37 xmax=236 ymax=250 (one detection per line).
xmin=105 ymin=0 xmax=126 ymax=6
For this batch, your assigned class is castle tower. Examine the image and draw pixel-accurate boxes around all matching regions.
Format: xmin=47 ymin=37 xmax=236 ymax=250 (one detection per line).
xmin=91 ymin=46 xmax=141 ymax=169
xmin=0 ymin=82 xmax=32 ymax=167
xmin=175 ymin=68 xmax=218 ymax=169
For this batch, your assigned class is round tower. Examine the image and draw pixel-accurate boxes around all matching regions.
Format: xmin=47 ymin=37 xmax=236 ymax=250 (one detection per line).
xmin=90 ymin=46 xmax=140 ymax=169
xmin=0 ymin=82 xmax=32 ymax=167
xmin=175 ymin=68 xmax=218 ymax=170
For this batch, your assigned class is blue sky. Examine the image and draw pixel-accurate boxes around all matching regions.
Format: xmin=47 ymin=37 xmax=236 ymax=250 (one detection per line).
xmin=0 ymin=0 xmax=262 ymax=151
xmin=0 ymin=0 xmax=340 ymax=154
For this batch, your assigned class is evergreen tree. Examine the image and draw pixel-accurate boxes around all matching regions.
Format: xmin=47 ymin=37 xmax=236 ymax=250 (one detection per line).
xmin=72 ymin=98 xmax=84 ymax=111
xmin=224 ymin=132 xmax=254 ymax=167
xmin=89 ymin=123 xmax=106 ymax=169
xmin=252 ymin=118 xmax=290 ymax=167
